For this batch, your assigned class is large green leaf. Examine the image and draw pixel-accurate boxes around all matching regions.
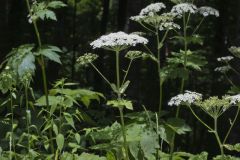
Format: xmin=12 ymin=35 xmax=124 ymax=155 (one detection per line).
xmin=56 ymin=134 xmax=64 ymax=151
xmin=78 ymin=153 xmax=106 ymax=160
xmin=38 ymin=46 xmax=62 ymax=64
xmin=165 ymin=118 xmax=192 ymax=135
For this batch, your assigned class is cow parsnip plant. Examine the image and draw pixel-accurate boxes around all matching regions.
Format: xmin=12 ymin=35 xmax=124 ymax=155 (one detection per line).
xmin=130 ymin=1 xmax=219 ymax=159
xmin=77 ymin=31 xmax=148 ymax=160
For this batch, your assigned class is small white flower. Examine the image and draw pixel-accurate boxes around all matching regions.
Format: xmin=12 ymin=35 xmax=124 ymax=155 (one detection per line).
xmin=159 ymin=22 xmax=181 ymax=31
xmin=171 ymin=3 xmax=197 ymax=17
xmin=130 ymin=15 xmax=146 ymax=21
xmin=198 ymin=6 xmax=219 ymax=17
xmin=168 ymin=90 xmax=202 ymax=106
xmin=90 ymin=32 xmax=148 ymax=51
xmin=227 ymin=94 xmax=240 ymax=105
xmin=217 ymin=56 xmax=234 ymax=62
xmin=5 ymin=66 xmax=10 ymax=70
xmin=214 ymin=66 xmax=230 ymax=73
xmin=139 ymin=3 xmax=166 ymax=16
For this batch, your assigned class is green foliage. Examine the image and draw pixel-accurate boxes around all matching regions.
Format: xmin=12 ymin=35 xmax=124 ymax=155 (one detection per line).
xmin=107 ymin=99 xmax=133 ymax=110
xmin=213 ymin=155 xmax=240 ymax=160
xmin=195 ymin=96 xmax=231 ymax=118
xmin=36 ymin=45 xmax=63 ymax=64
xmin=30 ymin=1 xmax=66 ymax=22
xmin=78 ymin=152 xmax=106 ymax=160
xmin=224 ymin=143 xmax=240 ymax=152
xmin=56 ymin=134 xmax=65 ymax=151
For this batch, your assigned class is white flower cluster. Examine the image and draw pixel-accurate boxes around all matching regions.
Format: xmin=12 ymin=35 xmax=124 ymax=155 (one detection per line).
xmin=130 ymin=3 xmax=166 ymax=21
xmin=217 ymin=56 xmax=234 ymax=62
xmin=171 ymin=3 xmax=197 ymax=17
xmin=159 ymin=22 xmax=181 ymax=31
xmin=227 ymin=94 xmax=240 ymax=105
xmin=77 ymin=53 xmax=99 ymax=65
xmin=90 ymin=32 xmax=148 ymax=50
xmin=140 ymin=3 xmax=166 ymax=16
xmin=168 ymin=90 xmax=202 ymax=106
xmin=214 ymin=66 xmax=230 ymax=73
xmin=198 ymin=6 xmax=219 ymax=17
xmin=130 ymin=15 xmax=145 ymax=21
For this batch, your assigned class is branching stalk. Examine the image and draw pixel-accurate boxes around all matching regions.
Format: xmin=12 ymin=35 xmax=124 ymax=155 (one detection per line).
xmin=223 ymin=106 xmax=240 ymax=144
xmin=24 ymin=0 xmax=54 ymax=153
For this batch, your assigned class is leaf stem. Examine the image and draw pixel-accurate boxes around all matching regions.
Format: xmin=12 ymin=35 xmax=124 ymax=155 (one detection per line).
xmin=223 ymin=106 xmax=240 ymax=144
xmin=90 ymin=63 xmax=112 ymax=88
xmin=122 ymin=60 xmax=133 ymax=86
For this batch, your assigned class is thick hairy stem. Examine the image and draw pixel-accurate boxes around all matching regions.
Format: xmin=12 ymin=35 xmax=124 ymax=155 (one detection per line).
xmin=170 ymin=13 xmax=188 ymax=160
xmin=25 ymin=0 xmax=54 ymax=153
xmin=116 ymin=51 xmax=129 ymax=160
xmin=157 ymin=29 xmax=169 ymax=116
xmin=214 ymin=118 xmax=224 ymax=156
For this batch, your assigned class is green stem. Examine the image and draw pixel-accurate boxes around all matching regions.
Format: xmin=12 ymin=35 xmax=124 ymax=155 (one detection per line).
xmin=25 ymin=86 xmax=30 ymax=153
xmin=188 ymin=106 xmax=213 ymax=131
xmin=192 ymin=17 xmax=205 ymax=35
xmin=156 ymin=29 xmax=162 ymax=114
xmin=91 ymin=63 xmax=112 ymax=88
xmin=122 ymin=60 xmax=133 ymax=86
xmin=223 ymin=107 xmax=240 ymax=144
xmin=10 ymin=90 xmax=16 ymax=160
xmin=115 ymin=51 xmax=129 ymax=160
xmin=170 ymin=13 xmax=188 ymax=160
xmin=24 ymin=0 xmax=54 ymax=153
xmin=214 ymin=118 xmax=224 ymax=156
xmin=139 ymin=22 xmax=155 ymax=33
xmin=143 ymin=45 xmax=155 ymax=58
xmin=119 ymin=108 xmax=129 ymax=160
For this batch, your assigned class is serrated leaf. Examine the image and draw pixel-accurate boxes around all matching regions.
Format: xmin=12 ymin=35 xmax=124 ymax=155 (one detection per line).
xmin=107 ymin=99 xmax=133 ymax=110
xmin=38 ymin=46 xmax=62 ymax=64
xmin=48 ymin=1 xmax=67 ymax=8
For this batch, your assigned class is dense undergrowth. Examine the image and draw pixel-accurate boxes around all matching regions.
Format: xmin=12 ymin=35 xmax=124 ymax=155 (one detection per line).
xmin=0 ymin=0 xmax=240 ymax=159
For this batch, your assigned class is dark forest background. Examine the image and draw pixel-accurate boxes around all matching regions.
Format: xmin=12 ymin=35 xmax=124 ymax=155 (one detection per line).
xmin=0 ymin=0 xmax=240 ymax=156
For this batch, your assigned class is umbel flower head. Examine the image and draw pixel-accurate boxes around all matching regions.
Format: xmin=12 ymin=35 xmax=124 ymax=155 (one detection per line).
xmin=139 ymin=2 xmax=166 ymax=16
xmin=168 ymin=90 xmax=202 ymax=106
xmin=171 ymin=3 xmax=197 ymax=17
xmin=159 ymin=22 xmax=181 ymax=31
xmin=217 ymin=56 xmax=234 ymax=62
xmin=90 ymin=32 xmax=148 ymax=51
xmin=125 ymin=50 xmax=148 ymax=60
xmin=229 ymin=46 xmax=240 ymax=58
xmin=226 ymin=94 xmax=240 ymax=105
xmin=77 ymin=53 xmax=99 ymax=66
xmin=130 ymin=3 xmax=168 ymax=23
xmin=196 ymin=96 xmax=231 ymax=118
xmin=214 ymin=66 xmax=230 ymax=73
xmin=198 ymin=6 xmax=219 ymax=17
